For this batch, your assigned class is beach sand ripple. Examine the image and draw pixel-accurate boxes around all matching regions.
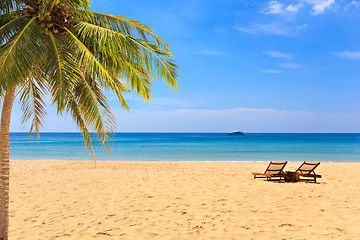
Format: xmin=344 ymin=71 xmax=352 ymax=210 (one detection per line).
xmin=9 ymin=161 xmax=360 ymax=239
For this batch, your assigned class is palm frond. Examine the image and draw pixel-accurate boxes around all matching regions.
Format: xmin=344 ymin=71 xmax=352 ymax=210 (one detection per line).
xmin=72 ymin=74 xmax=116 ymax=147
xmin=0 ymin=11 xmax=11 ymax=25
xmin=59 ymin=0 xmax=90 ymax=10
xmin=74 ymin=10 xmax=169 ymax=50
xmin=18 ymin=70 xmax=47 ymax=137
xmin=44 ymin=32 xmax=80 ymax=114
xmin=64 ymin=28 xmax=130 ymax=109
xmin=121 ymin=60 xmax=152 ymax=101
xmin=139 ymin=41 xmax=178 ymax=90
xmin=0 ymin=16 xmax=28 ymax=46
xmin=0 ymin=0 xmax=20 ymax=15
xmin=38 ymin=0 xmax=59 ymax=17
xmin=73 ymin=21 xmax=152 ymax=100
xmin=73 ymin=21 xmax=177 ymax=96
xmin=0 ymin=18 xmax=47 ymax=91
xmin=39 ymin=0 xmax=89 ymax=17
xmin=66 ymin=91 xmax=95 ymax=159
xmin=110 ymin=77 xmax=130 ymax=110
xmin=64 ymin=28 xmax=129 ymax=90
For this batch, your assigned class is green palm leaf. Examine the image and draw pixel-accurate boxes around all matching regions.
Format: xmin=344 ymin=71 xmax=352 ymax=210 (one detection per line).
xmin=64 ymin=28 xmax=130 ymax=109
xmin=0 ymin=0 xmax=20 ymax=15
xmin=0 ymin=17 xmax=28 ymax=46
xmin=39 ymin=0 xmax=90 ymax=17
xmin=45 ymin=32 xmax=80 ymax=113
xmin=73 ymin=21 xmax=152 ymax=100
xmin=0 ymin=18 xmax=46 ymax=91
xmin=59 ymin=0 xmax=90 ymax=10
xmin=74 ymin=10 xmax=169 ymax=50
xmin=73 ymin=21 xmax=178 ymax=92
xmin=72 ymin=75 xmax=115 ymax=146
xmin=66 ymin=91 xmax=95 ymax=158
xmin=18 ymin=70 xmax=47 ymax=137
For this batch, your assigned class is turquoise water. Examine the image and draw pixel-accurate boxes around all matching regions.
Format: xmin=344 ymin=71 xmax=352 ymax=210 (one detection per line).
xmin=9 ymin=133 xmax=360 ymax=162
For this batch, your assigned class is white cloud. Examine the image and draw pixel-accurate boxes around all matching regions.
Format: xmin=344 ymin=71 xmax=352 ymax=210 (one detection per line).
xmin=265 ymin=1 xmax=285 ymax=14
xmin=261 ymin=69 xmax=283 ymax=74
xmin=263 ymin=0 xmax=336 ymax=15
xmin=350 ymin=1 xmax=360 ymax=7
xmin=200 ymin=49 xmax=228 ymax=57
xmin=286 ymin=3 xmax=304 ymax=12
xmin=305 ymin=0 xmax=335 ymax=15
xmin=264 ymin=1 xmax=304 ymax=15
xmin=345 ymin=1 xmax=360 ymax=10
xmin=279 ymin=62 xmax=302 ymax=69
xmin=263 ymin=50 xmax=293 ymax=59
xmin=235 ymin=22 xmax=308 ymax=37
xmin=333 ymin=51 xmax=360 ymax=60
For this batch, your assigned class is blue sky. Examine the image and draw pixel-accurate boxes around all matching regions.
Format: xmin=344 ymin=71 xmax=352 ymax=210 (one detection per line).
xmin=10 ymin=0 xmax=360 ymax=132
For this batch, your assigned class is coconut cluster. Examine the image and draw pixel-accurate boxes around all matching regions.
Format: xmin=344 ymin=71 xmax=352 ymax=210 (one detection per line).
xmin=21 ymin=1 xmax=75 ymax=35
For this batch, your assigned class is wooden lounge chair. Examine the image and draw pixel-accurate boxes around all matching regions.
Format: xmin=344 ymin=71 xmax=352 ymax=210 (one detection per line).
xmin=252 ymin=161 xmax=288 ymax=181
xmin=295 ymin=162 xmax=322 ymax=183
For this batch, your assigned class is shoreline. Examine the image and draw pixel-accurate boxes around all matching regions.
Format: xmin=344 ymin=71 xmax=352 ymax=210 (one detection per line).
xmin=11 ymin=159 xmax=360 ymax=163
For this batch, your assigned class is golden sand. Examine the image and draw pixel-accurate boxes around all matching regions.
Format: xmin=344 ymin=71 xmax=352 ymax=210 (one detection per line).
xmin=9 ymin=160 xmax=360 ymax=239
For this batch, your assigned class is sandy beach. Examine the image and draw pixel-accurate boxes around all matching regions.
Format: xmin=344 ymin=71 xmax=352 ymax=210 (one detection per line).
xmin=9 ymin=160 xmax=360 ymax=240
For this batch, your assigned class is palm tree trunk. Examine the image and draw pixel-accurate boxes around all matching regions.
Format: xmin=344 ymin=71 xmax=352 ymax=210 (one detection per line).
xmin=0 ymin=88 xmax=16 ymax=240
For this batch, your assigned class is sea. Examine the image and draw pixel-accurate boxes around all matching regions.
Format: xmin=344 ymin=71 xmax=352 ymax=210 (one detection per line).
xmin=9 ymin=133 xmax=360 ymax=162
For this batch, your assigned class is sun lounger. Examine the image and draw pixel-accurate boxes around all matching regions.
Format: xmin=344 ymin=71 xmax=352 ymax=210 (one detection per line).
xmin=252 ymin=161 xmax=288 ymax=181
xmin=295 ymin=161 xmax=322 ymax=183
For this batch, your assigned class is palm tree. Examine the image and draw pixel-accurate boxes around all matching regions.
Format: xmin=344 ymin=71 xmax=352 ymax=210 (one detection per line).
xmin=0 ymin=0 xmax=178 ymax=239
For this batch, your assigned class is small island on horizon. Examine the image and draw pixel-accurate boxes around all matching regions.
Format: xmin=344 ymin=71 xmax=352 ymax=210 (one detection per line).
xmin=227 ymin=130 xmax=247 ymax=136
